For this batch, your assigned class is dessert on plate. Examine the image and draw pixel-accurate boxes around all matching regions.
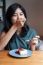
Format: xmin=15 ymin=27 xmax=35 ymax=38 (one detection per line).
xmin=15 ymin=48 xmax=28 ymax=55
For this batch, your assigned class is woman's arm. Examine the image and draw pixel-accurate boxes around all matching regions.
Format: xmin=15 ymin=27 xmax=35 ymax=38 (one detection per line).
xmin=0 ymin=21 xmax=23 ymax=51
xmin=0 ymin=24 xmax=17 ymax=51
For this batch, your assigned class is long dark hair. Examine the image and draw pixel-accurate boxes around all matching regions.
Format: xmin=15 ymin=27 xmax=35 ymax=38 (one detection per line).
xmin=4 ymin=3 xmax=29 ymax=36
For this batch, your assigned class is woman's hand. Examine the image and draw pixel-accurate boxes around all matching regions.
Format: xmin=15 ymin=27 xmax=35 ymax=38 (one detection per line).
xmin=30 ymin=39 xmax=36 ymax=51
xmin=30 ymin=35 xmax=40 ymax=51
xmin=14 ymin=21 xmax=23 ymax=29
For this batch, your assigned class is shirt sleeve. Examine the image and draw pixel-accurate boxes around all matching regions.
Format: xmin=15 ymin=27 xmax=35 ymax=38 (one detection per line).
xmin=32 ymin=29 xmax=37 ymax=37
xmin=27 ymin=28 xmax=37 ymax=41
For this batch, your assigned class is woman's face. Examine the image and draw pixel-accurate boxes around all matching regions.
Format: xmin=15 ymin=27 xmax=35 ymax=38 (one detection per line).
xmin=11 ymin=8 xmax=26 ymax=26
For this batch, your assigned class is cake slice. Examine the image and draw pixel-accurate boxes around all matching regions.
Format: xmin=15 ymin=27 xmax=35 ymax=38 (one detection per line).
xmin=15 ymin=48 xmax=28 ymax=55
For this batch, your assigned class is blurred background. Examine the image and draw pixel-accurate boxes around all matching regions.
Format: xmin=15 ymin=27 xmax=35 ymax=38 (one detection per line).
xmin=0 ymin=0 xmax=43 ymax=38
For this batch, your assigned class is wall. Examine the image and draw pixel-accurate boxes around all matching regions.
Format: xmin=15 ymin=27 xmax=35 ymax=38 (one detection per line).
xmin=0 ymin=1 xmax=3 ymax=20
xmin=6 ymin=0 xmax=43 ymax=36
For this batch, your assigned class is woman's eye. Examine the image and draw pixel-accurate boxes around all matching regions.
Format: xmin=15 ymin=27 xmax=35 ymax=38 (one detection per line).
xmin=20 ymin=13 xmax=23 ymax=15
xmin=13 ymin=14 xmax=17 ymax=16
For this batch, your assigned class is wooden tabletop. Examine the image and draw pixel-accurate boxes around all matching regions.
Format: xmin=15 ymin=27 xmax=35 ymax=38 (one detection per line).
xmin=0 ymin=50 xmax=43 ymax=65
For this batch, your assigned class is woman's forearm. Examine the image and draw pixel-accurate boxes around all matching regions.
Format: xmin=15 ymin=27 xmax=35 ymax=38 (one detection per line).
xmin=0 ymin=25 xmax=17 ymax=51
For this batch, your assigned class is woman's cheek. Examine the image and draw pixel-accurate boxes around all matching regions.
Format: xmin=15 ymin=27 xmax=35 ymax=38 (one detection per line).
xmin=12 ymin=18 xmax=17 ymax=24
xmin=20 ymin=21 xmax=25 ymax=26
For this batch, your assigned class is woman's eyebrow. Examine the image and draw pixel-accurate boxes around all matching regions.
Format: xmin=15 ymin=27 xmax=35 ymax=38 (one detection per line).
xmin=20 ymin=11 xmax=23 ymax=13
xmin=15 ymin=11 xmax=23 ymax=14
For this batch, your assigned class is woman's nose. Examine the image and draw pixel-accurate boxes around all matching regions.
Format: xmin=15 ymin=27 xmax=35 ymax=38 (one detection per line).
xmin=17 ymin=15 xmax=20 ymax=20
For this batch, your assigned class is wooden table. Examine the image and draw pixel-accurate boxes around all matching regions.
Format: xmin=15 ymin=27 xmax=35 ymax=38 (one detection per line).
xmin=0 ymin=50 xmax=43 ymax=65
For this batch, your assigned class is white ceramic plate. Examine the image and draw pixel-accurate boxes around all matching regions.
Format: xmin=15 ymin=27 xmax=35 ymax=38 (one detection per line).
xmin=9 ymin=49 xmax=32 ymax=58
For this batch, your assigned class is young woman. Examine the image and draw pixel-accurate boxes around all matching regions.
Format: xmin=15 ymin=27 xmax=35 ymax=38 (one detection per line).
xmin=0 ymin=3 xmax=37 ymax=51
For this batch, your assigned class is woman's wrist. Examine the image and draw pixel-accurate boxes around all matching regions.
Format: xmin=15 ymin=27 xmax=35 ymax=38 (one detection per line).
xmin=30 ymin=43 xmax=36 ymax=51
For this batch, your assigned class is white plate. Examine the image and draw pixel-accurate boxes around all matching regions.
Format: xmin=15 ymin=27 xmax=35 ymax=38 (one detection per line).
xmin=9 ymin=49 xmax=32 ymax=58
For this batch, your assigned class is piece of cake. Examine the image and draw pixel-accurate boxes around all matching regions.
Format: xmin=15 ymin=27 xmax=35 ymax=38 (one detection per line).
xmin=15 ymin=48 xmax=27 ymax=55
